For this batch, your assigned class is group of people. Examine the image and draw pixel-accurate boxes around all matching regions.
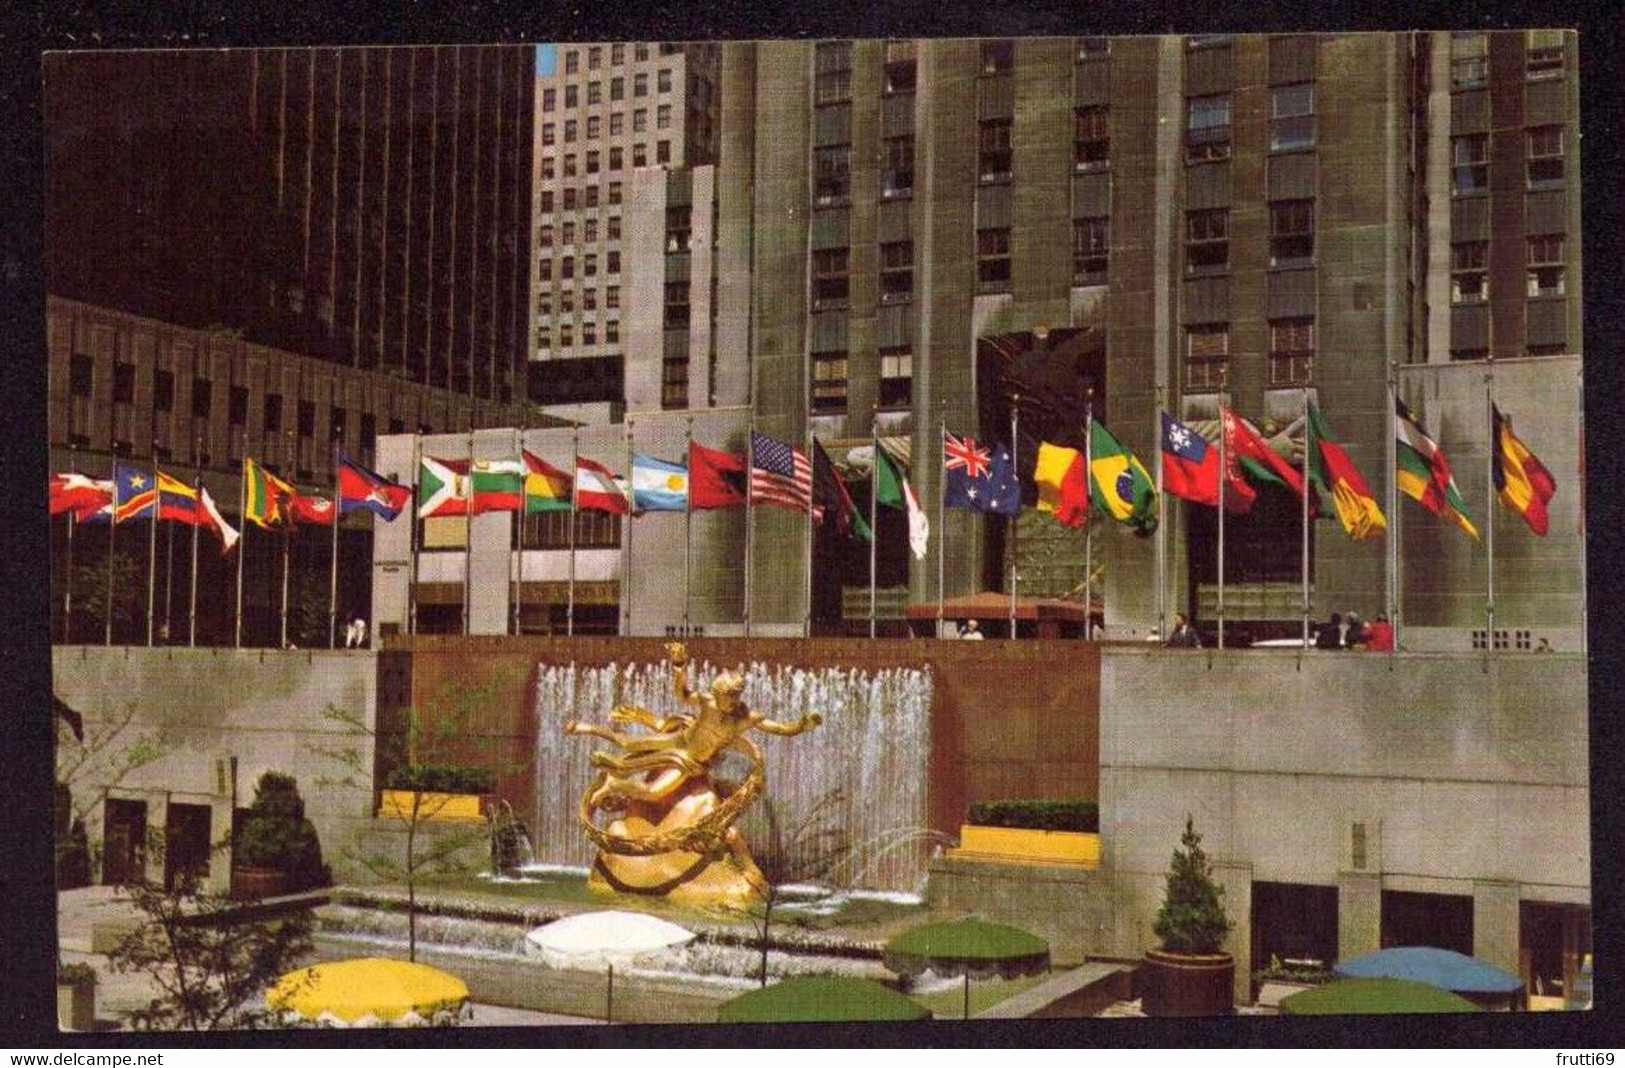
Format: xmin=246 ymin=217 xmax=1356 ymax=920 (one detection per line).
xmin=1314 ymin=611 xmax=1393 ymax=651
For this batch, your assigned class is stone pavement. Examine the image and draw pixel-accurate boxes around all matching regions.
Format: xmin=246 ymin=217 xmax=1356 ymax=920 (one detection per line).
xmin=56 ymin=887 xmax=600 ymax=1031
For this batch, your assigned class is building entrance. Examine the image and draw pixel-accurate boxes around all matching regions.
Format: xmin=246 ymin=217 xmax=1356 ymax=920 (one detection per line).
xmin=163 ymin=802 xmax=213 ymax=890
xmin=1381 ymin=889 xmax=1473 ymax=954
xmin=102 ymin=798 xmax=147 ymax=886
xmin=1250 ymin=882 xmax=1338 ymax=974
xmin=1519 ymin=901 xmax=1590 ymax=1001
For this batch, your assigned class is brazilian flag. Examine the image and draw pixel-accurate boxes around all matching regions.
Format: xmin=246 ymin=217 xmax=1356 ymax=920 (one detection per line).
xmin=1088 ymin=419 xmax=1158 ymax=536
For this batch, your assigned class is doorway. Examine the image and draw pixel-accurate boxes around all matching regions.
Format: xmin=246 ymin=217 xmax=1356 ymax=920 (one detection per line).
xmin=1519 ymin=901 xmax=1591 ymax=1000
xmin=1251 ymin=882 xmax=1339 ymax=973
xmin=163 ymin=803 xmax=213 ymax=890
xmin=102 ymin=798 xmax=148 ymax=886
xmin=1381 ymin=889 xmax=1473 ymax=955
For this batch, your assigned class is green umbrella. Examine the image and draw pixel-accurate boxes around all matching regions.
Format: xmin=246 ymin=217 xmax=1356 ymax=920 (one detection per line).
xmin=717 ymin=977 xmax=931 ymax=1023
xmin=883 ymin=919 xmax=1051 ymax=1019
xmin=1279 ymin=977 xmax=1481 ymax=1016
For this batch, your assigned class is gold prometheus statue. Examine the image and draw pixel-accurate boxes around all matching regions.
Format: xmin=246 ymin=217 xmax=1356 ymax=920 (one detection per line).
xmin=564 ymin=642 xmax=822 ymax=903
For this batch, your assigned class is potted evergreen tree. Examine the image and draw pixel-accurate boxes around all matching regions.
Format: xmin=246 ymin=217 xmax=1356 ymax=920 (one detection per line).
xmin=57 ymin=961 xmax=97 ymax=1031
xmin=1142 ymin=816 xmax=1235 ymax=1016
xmin=232 ymin=772 xmax=327 ymax=900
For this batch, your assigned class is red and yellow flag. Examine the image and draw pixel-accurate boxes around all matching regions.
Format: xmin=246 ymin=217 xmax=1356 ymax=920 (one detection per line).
xmin=1307 ymin=404 xmax=1386 ymax=540
xmin=1492 ymin=404 xmax=1557 ymax=536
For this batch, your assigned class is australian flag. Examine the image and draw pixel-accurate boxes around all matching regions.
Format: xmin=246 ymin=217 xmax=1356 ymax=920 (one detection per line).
xmin=944 ymin=431 xmax=1020 ymax=515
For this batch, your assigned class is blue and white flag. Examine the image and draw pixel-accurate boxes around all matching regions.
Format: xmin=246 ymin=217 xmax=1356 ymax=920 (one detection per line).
xmin=631 ymin=454 xmax=689 ymax=512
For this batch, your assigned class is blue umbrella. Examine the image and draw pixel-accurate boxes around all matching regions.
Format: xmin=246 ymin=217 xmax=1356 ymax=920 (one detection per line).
xmin=1334 ymin=947 xmax=1522 ymax=995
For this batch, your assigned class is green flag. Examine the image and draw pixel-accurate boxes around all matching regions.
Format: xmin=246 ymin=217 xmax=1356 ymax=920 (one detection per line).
xmin=874 ymin=446 xmax=929 ymax=560
xmin=1087 ymin=420 xmax=1158 ymax=535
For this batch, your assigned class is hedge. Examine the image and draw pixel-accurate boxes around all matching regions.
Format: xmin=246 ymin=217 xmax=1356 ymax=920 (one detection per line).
xmin=385 ymin=764 xmax=496 ymax=795
xmin=965 ymin=799 xmax=1098 ymax=833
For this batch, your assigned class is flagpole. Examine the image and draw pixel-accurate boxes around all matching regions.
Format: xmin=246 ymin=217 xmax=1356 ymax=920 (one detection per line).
xmin=146 ymin=453 xmax=158 ymax=647
xmin=1154 ymin=385 xmax=1166 ymax=641
xmin=409 ymin=434 xmax=421 ymax=637
xmin=568 ymin=425 xmax=578 ymax=637
xmin=463 ymin=426 xmax=474 ymax=636
xmin=1301 ymin=387 xmax=1311 ymax=647
xmin=1385 ymin=363 xmax=1400 ymax=659
xmin=684 ymin=416 xmax=693 ymax=636
xmin=1009 ymin=394 xmax=1019 ymax=639
xmin=869 ymin=414 xmax=879 ymax=640
xmin=188 ymin=432 xmax=201 ymax=647
xmin=1085 ymin=394 xmax=1095 ymax=642
xmin=281 ymin=432 xmax=292 ymax=649
xmin=1485 ymin=372 xmax=1495 ymax=655
xmin=1577 ymin=366 xmax=1586 ymax=657
xmin=743 ymin=420 xmax=754 ymax=638
xmin=1216 ymin=382 xmax=1226 ymax=650
xmin=106 ymin=473 xmax=116 ymax=646
xmin=235 ymin=448 xmax=246 ymax=648
xmin=623 ymin=418 xmax=634 ymax=636
xmin=936 ymin=411 xmax=946 ymax=635
xmin=165 ymin=518 xmax=176 ymax=642
xmin=328 ymin=443 xmax=341 ymax=648
xmin=64 ymin=506 xmax=76 ymax=644
xmin=512 ymin=424 xmax=523 ymax=637
xmin=803 ymin=419 xmax=814 ymax=640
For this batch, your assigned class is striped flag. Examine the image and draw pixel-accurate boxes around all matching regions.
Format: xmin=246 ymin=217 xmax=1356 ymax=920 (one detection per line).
xmin=113 ymin=461 xmax=158 ymax=522
xmin=1395 ymin=399 xmax=1478 ymax=539
xmin=523 ymin=450 xmax=572 ymax=514
xmin=49 ymin=473 xmax=113 ymax=519
xmin=244 ymin=458 xmax=295 ymax=528
xmin=749 ymin=430 xmax=812 ymax=513
xmin=1492 ymin=404 xmax=1557 ymax=536
xmin=575 ymin=455 xmax=630 ymax=514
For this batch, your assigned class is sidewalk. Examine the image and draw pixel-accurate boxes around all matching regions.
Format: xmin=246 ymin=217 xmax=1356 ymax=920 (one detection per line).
xmin=56 ymin=887 xmax=599 ymax=1031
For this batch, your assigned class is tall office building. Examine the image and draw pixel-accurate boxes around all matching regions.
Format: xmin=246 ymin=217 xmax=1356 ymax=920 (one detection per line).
xmin=527 ymin=42 xmax=723 ymax=419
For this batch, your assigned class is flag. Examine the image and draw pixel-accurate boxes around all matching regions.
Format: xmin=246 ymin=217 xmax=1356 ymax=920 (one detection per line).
xmin=631 ymin=454 xmax=689 ymax=512
xmin=1160 ymin=412 xmax=1220 ymax=508
xmin=811 ymin=439 xmax=870 ymax=540
xmin=1088 ymin=420 xmax=1158 ymax=535
xmin=288 ymin=493 xmax=337 ymax=525
xmin=874 ymin=444 xmax=928 ymax=560
xmin=1492 ymin=404 xmax=1557 ymax=536
xmin=1307 ymin=404 xmax=1387 ymax=540
xmin=470 ymin=458 xmax=526 ymax=513
xmin=244 ymin=458 xmax=295 ymax=528
xmin=522 ymin=450 xmax=572 ymax=514
xmin=1034 ymin=442 xmax=1089 ymax=528
xmin=688 ymin=442 xmax=748 ymax=510
xmin=338 ymin=453 xmax=413 ymax=520
xmin=156 ymin=470 xmax=202 ymax=524
xmin=575 ymin=455 xmax=630 ymax=514
xmin=418 ymin=456 xmax=471 ymax=518
xmin=749 ymin=430 xmax=812 ymax=513
xmin=112 ymin=461 xmax=157 ymax=522
xmin=944 ymin=432 xmax=1020 ymax=515
xmin=50 ymin=473 xmax=113 ymax=519
xmin=1395 ymin=400 xmax=1479 ymax=539
xmin=198 ymin=486 xmax=240 ymax=552
xmin=1222 ymin=409 xmax=1317 ymax=511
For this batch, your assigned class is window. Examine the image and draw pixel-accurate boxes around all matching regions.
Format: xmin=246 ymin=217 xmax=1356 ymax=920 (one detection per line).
xmin=540 ymin=190 xmax=554 ymax=212
xmin=605 ymin=320 xmax=619 ymax=344
xmin=538 ymin=259 xmax=553 ymax=281
xmin=812 ymin=248 xmax=850 ymax=308
xmin=1528 ymin=126 xmax=1564 ymax=187
xmin=636 ymin=43 xmax=648 ymax=61
xmin=584 ymin=218 xmax=598 ymax=242
xmin=1269 ymin=200 xmax=1314 ymax=266
xmin=883 ymin=135 xmax=913 ymax=196
xmin=1188 ymin=34 xmax=1234 ymax=49
xmin=587 ymin=115 xmax=601 ymax=140
xmin=610 ymin=146 xmax=623 ymax=170
xmin=978 ymin=120 xmax=1012 ymax=181
xmin=633 ymin=108 xmax=648 ymax=132
xmin=1187 ymin=94 xmax=1231 ymax=161
xmin=582 ymin=321 xmax=597 ymax=346
xmin=884 ymin=58 xmax=916 ymax=94
xmin=583 ymin=287 xmax=596 ymax=310
xmin=1073 ymin=217 xmax=1108 ymax=284
xmin=1527 ymin=30 xmax=1564 ymax=79
xmin=816 ymin=41 xmax=853 ymax=104
xmin=608 ymin=250 xmax=621 ymax=273
xmin=1076 ymin=37 xmax=1109 ymax=61
xmin=660 ymin=356 xmax=688 ymax=409
xmin=191 ymin=377 xmax=212 ymax=419
xmin=666 ymin=207 xmax=691 ymax=252
xmin=1452 ymin=134 xmax=1488 ymax=194
xmin=562 ymin=255 xmax=575 ymax=280
xmin=107 ymin=361 xmax=134 ymax=404
xmin=611 ymin=76 xmax=624 ymax=101
xmin=880 ymin=241 xmax=913 ymax=302
xmin=588 ymin=46 xmax=602 ymax=70
xmin=584 ymin=185 xmax=599 ymax=208
xmin=565 ymin=85 xmax=578 ymax=108
xmin=977 ymin=228 xmax=1011 ymax=288
xmin=608 ymin=216 xmax=622 ymax=240
xmin=586 ymin=149 xmax=600 ymax=174
xmin=69 ymin=353 xmax=93 ymax=397
xmin=610 ymin=112 xmax=624 ymax=136
xmin=609 ymin=181 xmax=622 ymax=204
xmin=633 ymin=143 xmax=647 ymax=167
xmin=539 ymin=224 xmax=555 ymax=248
xmin=564 ymin=153 xmax=577 ymax=177
xmin=560 ymin=323 xmax=573 ymax=348
xmin=657 ymin=103 xmax=672 ymax=129
xmin=262 ymin=391 xmax=281 ymax=431
xmin=229 ymin=386 xmax=248 ymax=426
xmin=560 ymin=289 xmax=575 ymax=313
xmin=1269 ymin=84 xmax=1315 ymax=151
xmin=656 ymin=140 xmax=671 ymax=164
xmin=879 ymin=348 xmax=913 ymax=407
xmin=1269 ymin=318 xmax=1315 ymax=384
xmin=611 ymin=43 xmax=624 ymax=64
xmin=542 ymin=88 xmax=556 ymax=112
xmin=1074 ymin=106 xmax=1109 ymax=170
xmin=562 ymin=221 xmax=576 ymax=244
xmin=1186 ymin=209 xmax=1229 ymax=271
xmin=564 ymin=119 xmax=578 ymax=143
xmin=980 ymin=40 xmax=1014 ymax=75
xmin=564 ymin=49 xmax=578 ymax=74
xmin=634 ymin=72 xmax=648 ymax=97
xmin=811 ymin=353 xmax=848 ymax=412
xmin=541 ymin=156 xmax=556 ymax=181
xmin=1450 ymin=347 xmax=1488 ymax=362
xmin=657 ymin=68 xmax=672 ymax=92
xmin=607 ymin=285 xmax=620 ymax=309
xmin=584 ymin=253 xmax=598 ymax=278
xmin=1185 ymin=325 xmax=1230 ymax=390
xmin=665 ymin=281 xmax=690 ymax=326
xmin=1528 ymin=235 xmax=1565 ymax=297
xmin=537 ymin=291 xmax=553 ymax=316
xmin=814 ymin=144 xmax=851 ymax=202
xmin=1451 ymin=241 xmax=1488 ymax=302
xmin=542 ymin=123 xmax=556 ymax=146
xmin=1451 ymin=33 xmax=1487 ymax=89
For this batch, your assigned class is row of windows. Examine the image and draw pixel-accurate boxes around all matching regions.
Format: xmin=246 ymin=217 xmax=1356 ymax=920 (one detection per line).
xmin=539 ymin=183 xmax=622 ymax=213
xmin=538 ymin=251 xmax=622 ymax=280
xmin=540 ymin=217 xmax=623 ymax=246
xmin=541 ymin=105 xmax=675 ymax=144
xmin=537 ymin=286 xmax=621 ymax=314
xmin=810 ymin=349 xmax=914 ymax=412
xmin=1449 ymin=30 xmax=1566 ymax=90
xmin=1450 ymin=128 xmax=1567 ymax=195
xmin=536 ymin=321 xmax=620 ymax=348
xmin=1183 ymin=320 xmax=1316 ymax=389
xmin=542 ymin=140 xmax=673 ymax=174
xmin=1183 ymin=85 xmax=1317 ymax=163
xmin=1450 ymin=235 xmax=1568 ymax=302
xmin=543 ymin=68 xmax=674 ymax=111
xmin=558 ymin=42 xmax=680 ymax=75
xmin=1180 ymin=202 xmax=1315 ymax=273
xmin=522 ymin=508 xmax=622 ymax=549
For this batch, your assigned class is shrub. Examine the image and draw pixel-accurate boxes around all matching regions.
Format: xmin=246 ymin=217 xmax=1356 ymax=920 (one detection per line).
xmin=965 ymin=799 xmax=1098 ymax=833
xmin=1151 ymin=816 xmax=1232 ymax=955
xmin=58 ymin=962 xmax=97 ymax=986
xmin=235 ymin=772 xmax=328 ymax=890
xmin=385 ymin=764 xmax=495 ymax=795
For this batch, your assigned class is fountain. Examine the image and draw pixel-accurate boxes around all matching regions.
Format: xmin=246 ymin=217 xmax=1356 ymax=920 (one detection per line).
xmin=486 ymin=799 xmax=536 ymax=877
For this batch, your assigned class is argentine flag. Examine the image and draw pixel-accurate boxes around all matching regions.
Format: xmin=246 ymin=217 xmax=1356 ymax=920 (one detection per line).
xmin=631 ymin=454 xmax=689 ymax=512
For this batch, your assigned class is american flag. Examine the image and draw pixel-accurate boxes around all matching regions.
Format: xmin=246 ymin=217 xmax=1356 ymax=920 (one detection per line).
xmin=749 ymin=430 xmax=812 ymax=513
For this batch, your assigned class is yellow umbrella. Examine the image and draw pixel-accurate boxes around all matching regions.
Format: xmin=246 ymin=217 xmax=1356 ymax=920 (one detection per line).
xmin=268 ymin=958 xmax=472 ymax=1028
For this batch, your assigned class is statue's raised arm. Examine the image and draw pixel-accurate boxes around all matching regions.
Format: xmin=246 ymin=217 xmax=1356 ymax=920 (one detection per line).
xmin=750 ymin=709 xmax=823 ymax=736
xmin=666 ymin=641 xmax=701 ymax=706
